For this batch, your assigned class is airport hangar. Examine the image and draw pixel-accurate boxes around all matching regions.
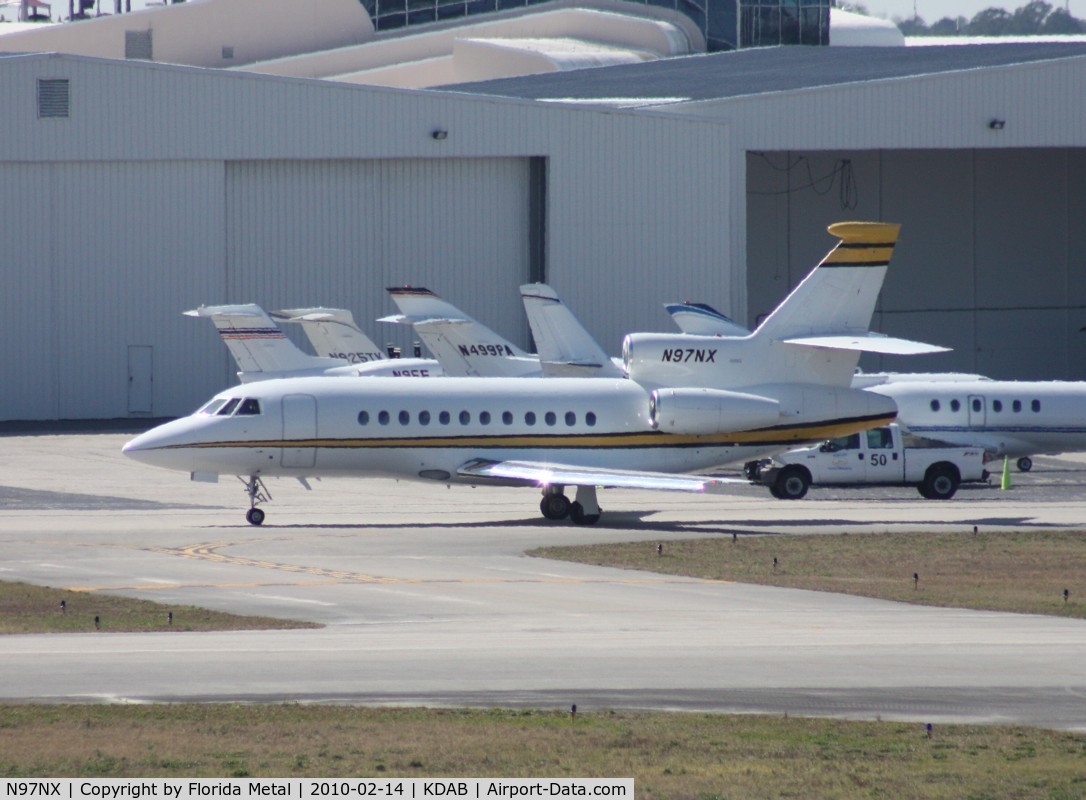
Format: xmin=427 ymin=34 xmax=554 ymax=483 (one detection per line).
xmin=3 ymin=40 xmax=1086 ymax=422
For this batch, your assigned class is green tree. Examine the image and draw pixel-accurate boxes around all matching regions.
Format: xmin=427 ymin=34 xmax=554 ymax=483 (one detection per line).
xmin=967 ymin=7 xmax=1014 ymax=34
xmin=1042 ymin=8 xmax=1085 ymax=32
xmin=1009 ymin=0 xmax=1052 ymax=32
xmin=897 ymin=15 xmax=929 ymax=34
xmin=930 ymin=16 xmax=968 ymax=34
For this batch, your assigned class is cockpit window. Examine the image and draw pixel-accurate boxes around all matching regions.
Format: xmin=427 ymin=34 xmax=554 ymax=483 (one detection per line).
xmin=198 ymin=398 xmax=229 ymax=415
xmin=217 ymin=398 xmax=241 ymax=416
xmin=236 ymin=398 xmax=261 ymax=416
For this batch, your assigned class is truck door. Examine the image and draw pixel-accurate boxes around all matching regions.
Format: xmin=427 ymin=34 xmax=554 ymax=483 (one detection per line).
xmin=862 ymin=426 xmax=899 ymax=482
xmin=819 ymin=432 xmax=864 ymax=481
xmin=967 ymin=395 xmax=987 ymax=428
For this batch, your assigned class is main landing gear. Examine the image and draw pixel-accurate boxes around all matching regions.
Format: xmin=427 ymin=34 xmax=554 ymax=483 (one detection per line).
xmin=240 ymin=475 xmax=271 ymax=526
xmin=539 ymin=485 xmax=601 ymax=525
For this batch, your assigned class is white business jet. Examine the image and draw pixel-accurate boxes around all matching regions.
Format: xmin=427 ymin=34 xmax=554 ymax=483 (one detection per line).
xmin=126 ymin=222 xmax=924 ymax=526
xmin=187 ymin=304 xmax=441 ymax=382
xmin=270 ymin=307 xmax=442 ymax=378
xmin=866 ymin=379 xmax=1086 ymax=472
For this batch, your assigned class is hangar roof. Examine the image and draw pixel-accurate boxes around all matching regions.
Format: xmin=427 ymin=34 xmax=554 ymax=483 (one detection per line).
xmin=442 ymin=42 xmax=1086 ymax=103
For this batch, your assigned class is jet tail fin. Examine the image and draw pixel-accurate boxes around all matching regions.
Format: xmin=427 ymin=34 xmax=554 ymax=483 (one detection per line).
xmin=184 ymin=304 xmax=344 ymax=376
xmin=520 ymin=283 xmax=624 ymax=377
xmin=271 ymin=307 xmax=387 ymax=364
xmin=381 ymin=286 xmax=536 ymax=377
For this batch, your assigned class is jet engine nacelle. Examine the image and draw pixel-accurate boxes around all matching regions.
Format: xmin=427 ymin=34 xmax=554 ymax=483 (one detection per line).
xmin=650 ymin=387 xmax=780 ymax=435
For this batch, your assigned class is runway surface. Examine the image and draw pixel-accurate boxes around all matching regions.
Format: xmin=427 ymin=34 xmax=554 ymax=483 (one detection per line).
xmin=2 ymin=431 xmax=1086 ymax=730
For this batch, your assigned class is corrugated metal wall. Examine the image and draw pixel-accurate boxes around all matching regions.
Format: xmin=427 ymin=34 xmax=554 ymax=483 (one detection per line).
xmin=224 ymin=157 xmax=531 ymax=351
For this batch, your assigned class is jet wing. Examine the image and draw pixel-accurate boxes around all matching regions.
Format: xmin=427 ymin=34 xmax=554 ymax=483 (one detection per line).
xmin=783 ymin=334 xmax=950 ymax=355
xmin=457 ymin=459 xmax=746 ymax=493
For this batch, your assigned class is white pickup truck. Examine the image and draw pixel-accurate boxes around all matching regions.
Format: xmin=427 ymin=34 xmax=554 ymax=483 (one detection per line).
xmin=747 ymin=424 xmax=987 ymax=500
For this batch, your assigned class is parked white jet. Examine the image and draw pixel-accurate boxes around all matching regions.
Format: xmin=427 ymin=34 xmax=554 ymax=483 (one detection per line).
xmin=127 ymin=222 xmax=911 ymax=526
xmin=868 ymin=379 xmax=1086 ymax=471
xmin=187 ymin=304 xmax=441 ymax=382
xmin=271 ymin=307 xmax=442 ymax=378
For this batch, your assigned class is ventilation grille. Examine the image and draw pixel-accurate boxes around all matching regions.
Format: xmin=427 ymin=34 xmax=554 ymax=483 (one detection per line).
xmin=125 ymin=29 xmax=153 ymax=60
xmin=37 ymin=78 xmax=70 ymax=118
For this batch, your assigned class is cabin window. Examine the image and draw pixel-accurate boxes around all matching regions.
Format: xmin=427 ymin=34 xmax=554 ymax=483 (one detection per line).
xmin=378 ymin=410 xmax=390 ymax=425
xmin=1013 ymin=400 xmax=1022 ymax=413
xmin=439 ymin=411 xmax=451 ymax=425
xmin=358 ymin=411 xmax=369 ymax=425
xmin=502 ymin=411 xmax=514 ymax=425
xmin=199 ymin=398 xmax=229 ymax=415
xmin=972 ymin=398 xmax=982 ymax=413
xmin=479 ymin=411 xmax=491 ymax=425
xmin=866 ymin=428 xmax=893 ymax=449
xmin=217 ymin=398 xmax=241 ymax=416
xmin=565 ymin=411 xmax=576 ymax=426
xmin=1032 ymin=399 xmax=1041 ymax=412
xmin=930 ymin=400 xmax=940 ymax=412
xmin=545 ymin=411 xmax=557 ymax=427
xmin=950 ymin=399 xmax=961 ymax=412
xmin=525 ymin=411 xmax=537 ymax=426
xmin=399 ymin=410 xmax=410 ymax=425
xmin=459 ymin=410 xmax=471 ymax=425
xmin=236 ymin=398 xmax=261 ymax=415
xmin=992 ymin=400 xmax=1003 ymax=413
xmin=586 ymin=412 xmax=597 ymax=427
xmin=419 ymin=410 xmax=431 ymax=426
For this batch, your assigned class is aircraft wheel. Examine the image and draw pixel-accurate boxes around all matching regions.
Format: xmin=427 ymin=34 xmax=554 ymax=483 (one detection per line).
xmin=569 ymin=501 xmax=601 ymax=526
xmin=540 ymin=494 xmax=571 ymax=521
xmin=922 ymin=465 xmax=960 ymax=500
xmin=1017 ymin=457 xmax=1033 ymax=472
xmin=773 ymin=466 xmax=810 ymax=500
xmin=246 ymin=507 xmax=266 ymax=526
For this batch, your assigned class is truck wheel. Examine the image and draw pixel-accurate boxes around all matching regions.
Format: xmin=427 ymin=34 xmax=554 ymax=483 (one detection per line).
xmin=774 ymin=466 xmax=810 ymax=500
xmin=1017 ymin=457 xmax=1033 ymax=472
xmin=921 ymin=465 xmax=960 ymax=500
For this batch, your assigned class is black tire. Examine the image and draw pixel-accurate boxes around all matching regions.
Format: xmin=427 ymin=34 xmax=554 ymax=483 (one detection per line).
xmin=246 ymin=507 xmax=265 ymax=526
xmin=921 ymin=465 xmax=960 ymax=500
xmin=773 ymin=466 xmax=810 ymax=500
xmin=768 ymin=484 xmax=784 ymax=500
xmin=569 ymin=501 xmax=601 ymax=526
xmin=540 ymin=493 xmax=571 ymax=521
xmin=1017 ymin=457 xmax=1033 ymax=472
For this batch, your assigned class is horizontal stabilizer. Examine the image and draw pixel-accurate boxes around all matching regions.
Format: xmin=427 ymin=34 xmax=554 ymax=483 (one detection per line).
xmin=783 ymin=334 xmax=950 ymax=355
xmin=377 ymin=314 xmax=470 ymax=327
xmin=458 ymin=458 xmax=745 ymax=493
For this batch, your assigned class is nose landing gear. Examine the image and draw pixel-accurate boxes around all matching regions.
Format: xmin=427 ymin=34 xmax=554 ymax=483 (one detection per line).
xmin=240 ymin=475 xmax=270 ymax=525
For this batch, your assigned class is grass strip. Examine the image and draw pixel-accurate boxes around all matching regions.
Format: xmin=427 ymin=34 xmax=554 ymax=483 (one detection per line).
xmin=0 ymin=705 xmax=1085 ymax=798
xmin=532 ymin=530 xmax=1086 ymax=618
xmin=0 ymin=581 xmax=320 ymax=633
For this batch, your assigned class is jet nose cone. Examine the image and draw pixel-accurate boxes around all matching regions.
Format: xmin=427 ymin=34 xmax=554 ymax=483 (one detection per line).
xmin=122 ymin=419 xmax=199 ymax=472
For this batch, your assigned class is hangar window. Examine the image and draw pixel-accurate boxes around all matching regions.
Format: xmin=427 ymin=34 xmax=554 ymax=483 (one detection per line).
xmin=565 ymin=412 xmax=576 ymax=426
xmin=237 ymin=399 xmax=261 ymax=415
xmin=992 ymin=400 xmax=1003 ymax=413
xmin=525 ymin=411 xmax=537 ymax=426
xmin=545 ymin=411 xmax=557 ymax=427
xmin=419 ymin=410 xmax=431 ymax=426
xmin=1013 ymin=400 xmax=1022 ymax=413
xmin=586 ymin=412 xmax=597 ymax=427
xmin=1032 ymin=399 xmax=1042 ymax=412
xmin=378 ymin=410 xmax=390 ymax=425
xmin=358 ymin=411 xmax=369 ymax=425
xmin=502 ymin=411 xmax=514 ymax=425
xmin=439 ymin=411 xmax=451 ymax=425
xmin=459 ymin=410 xmax=471 ymax=425
xmin=950 ymin=399 xmax=961 ymax=412
xmin=930 ymin=400 xmax=940 ymax=412
xmin=217 ymin=398 xmax=240 ymax=416
xmin=399 ymin=410 xmax=410 ymax=425
xmin=479 ymin=411 xmax=491 ymax=425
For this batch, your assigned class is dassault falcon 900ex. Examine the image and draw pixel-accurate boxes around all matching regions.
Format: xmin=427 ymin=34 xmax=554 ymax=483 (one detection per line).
xmin=124 ymin=222 xmax=940 ymax=526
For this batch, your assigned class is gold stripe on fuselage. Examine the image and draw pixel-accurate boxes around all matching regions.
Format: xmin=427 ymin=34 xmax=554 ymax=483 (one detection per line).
xmin=170 ymin=414 xmax=896 ymax=451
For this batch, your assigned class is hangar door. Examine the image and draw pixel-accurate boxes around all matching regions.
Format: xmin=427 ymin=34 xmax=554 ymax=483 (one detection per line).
xmin=224 ymin=158 xmax=536 ymax=353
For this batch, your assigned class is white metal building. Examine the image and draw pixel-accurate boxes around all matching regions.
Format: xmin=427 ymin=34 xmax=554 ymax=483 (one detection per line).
xmin=0 ymin=51 xmax=730 ymax=420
